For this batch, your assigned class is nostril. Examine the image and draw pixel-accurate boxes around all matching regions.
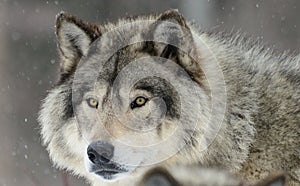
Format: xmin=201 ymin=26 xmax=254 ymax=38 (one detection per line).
xmin=87 ymin=151 xmax=96 ymax=164
xmin=87 ymin=141 xmax=114 ymax=165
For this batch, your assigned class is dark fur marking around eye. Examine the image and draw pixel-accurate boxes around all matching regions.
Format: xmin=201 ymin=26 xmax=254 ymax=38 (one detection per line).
xmin=134 ymin=77 xmax=180 ymax=119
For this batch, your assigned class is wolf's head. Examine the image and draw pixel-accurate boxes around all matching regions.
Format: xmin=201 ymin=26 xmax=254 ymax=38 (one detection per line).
xmin=39 ymin=10 xmax=227 ymax=184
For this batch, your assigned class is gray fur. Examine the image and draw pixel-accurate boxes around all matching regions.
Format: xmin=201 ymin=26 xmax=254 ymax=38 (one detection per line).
xmin=39 ymin=10 xmax=300 ymax=186
xmin=139 ymin=165 xmax=287 ymax=186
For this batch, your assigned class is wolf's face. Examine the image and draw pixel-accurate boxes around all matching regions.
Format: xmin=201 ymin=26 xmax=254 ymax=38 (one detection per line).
xmin=39 ymin=10 xmax=217 ymax=183
xmin=74 ymin=54 xmax=206 ymax=180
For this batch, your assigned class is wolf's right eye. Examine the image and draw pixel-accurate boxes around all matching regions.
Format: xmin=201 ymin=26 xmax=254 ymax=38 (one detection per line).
xmin=87 ymin=98 xmax=98 ymax=108
xmin=131 ymin=96 xmax=148 ymax=109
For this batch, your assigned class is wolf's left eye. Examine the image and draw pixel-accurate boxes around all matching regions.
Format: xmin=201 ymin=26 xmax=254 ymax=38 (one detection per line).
xmin=87 ymin=98 xmax=98 ymax=108
xmin=131 ymin=96 xmax=148 ymax=109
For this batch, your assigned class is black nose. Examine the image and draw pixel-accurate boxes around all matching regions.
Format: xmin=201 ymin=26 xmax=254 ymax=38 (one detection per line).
xmin=87 ymin=141 xmax=114 ymax=164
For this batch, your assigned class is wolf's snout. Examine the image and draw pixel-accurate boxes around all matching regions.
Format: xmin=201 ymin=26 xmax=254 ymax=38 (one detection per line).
xmin=87 ymin=141 xmax=114 ymax=164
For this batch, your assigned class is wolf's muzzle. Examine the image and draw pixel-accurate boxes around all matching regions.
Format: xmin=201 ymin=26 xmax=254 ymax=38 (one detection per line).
xmin=87 ymin=141 xmax=114 ymax=164
xmin=87 ymin=141 xmax=128 ymax=180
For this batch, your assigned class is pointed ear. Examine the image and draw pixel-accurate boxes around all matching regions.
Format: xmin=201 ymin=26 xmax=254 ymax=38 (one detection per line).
xmin=150 ymin=9 xmax=203 ymax=83
xmin=55 ymin=12 xmax=101 ymax=74
xmin=254 ymin=173 xmax=287 ymax=186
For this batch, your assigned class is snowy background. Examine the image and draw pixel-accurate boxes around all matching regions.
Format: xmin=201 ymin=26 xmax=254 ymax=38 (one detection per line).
xmin=0 ymin=0 xmax=299 ymax=185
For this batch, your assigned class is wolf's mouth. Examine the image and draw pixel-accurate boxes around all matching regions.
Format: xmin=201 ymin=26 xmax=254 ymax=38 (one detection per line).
xmin=92 ymin=163 xmax=128 ymax=180
xmin=95 ymin=169 xmax=127 ymax=180
xmin=96 ymin=169 xmax=121 ymax=176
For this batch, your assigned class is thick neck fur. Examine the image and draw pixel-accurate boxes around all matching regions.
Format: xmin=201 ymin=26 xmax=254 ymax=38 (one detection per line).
xmin=198 ymin=29 xmax=299 ymax=183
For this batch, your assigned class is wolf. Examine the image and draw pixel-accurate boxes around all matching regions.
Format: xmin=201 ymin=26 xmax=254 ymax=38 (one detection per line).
xmin=38 ymin=9 xmax=300 ymax=186
xmin=139 ymin=165 xmax=287 ymax=186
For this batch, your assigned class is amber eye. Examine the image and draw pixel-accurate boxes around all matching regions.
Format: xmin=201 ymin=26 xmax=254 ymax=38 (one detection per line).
xmin=131 ymin=96 xmax=148 ymax=109
xmin=87 ymin=98 xmax=98 ymax=108
xmin=136 ymin=97 xmax=146 ymax=105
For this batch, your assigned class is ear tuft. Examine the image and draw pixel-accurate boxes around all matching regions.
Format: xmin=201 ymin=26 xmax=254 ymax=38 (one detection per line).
xmin=55 ymin=12 xmax=101 ymax=74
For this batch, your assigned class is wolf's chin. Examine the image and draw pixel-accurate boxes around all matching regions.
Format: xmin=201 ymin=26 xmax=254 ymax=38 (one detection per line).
xmin=93 ymin=171 xmax=130 ymax=182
